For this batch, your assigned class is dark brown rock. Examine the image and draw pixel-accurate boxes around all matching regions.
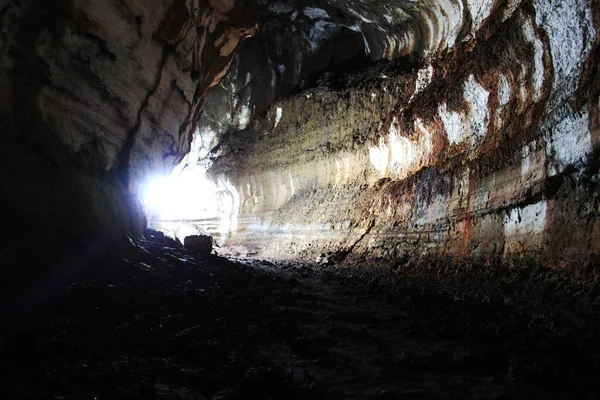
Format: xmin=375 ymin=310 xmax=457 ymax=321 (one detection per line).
xmin=184 ymin=235 xmax=213 ymax=255
xmin=144 ymin=229 xmax=165 ymax=243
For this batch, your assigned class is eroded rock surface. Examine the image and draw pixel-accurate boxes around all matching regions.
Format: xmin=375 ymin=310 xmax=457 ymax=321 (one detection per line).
xmin=1 ymin=0 xmax=599 ymax=273
xmin=190 ymin=0 xmax=600 ymax=265
xmin=190 ymin=0 xmax=479 ymax=164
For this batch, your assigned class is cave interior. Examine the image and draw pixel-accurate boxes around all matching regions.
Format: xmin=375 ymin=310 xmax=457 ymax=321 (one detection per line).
xmin=1 ymin=0 xmax=600 ymax=398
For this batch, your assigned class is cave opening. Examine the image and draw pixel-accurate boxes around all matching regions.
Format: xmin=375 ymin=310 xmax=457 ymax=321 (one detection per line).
xmin=141 ymin=166 xmax=229 ymax=243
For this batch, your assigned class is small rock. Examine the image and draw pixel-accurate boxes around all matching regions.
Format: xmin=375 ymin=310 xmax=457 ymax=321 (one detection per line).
xmin=144 ymin=228 xmax=164 ymax=243
xmin=316 ymin=250 xmax=347 ymax=265
xmin=184 ymin=235 xmax=213 ymax=255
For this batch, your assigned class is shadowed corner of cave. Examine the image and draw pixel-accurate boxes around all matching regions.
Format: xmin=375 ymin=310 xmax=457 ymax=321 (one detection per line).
xmin=1 ymin=0 xmax=600 ymax=399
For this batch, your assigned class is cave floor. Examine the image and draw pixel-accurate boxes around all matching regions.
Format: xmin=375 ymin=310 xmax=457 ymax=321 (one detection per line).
xmin=1 ymin=241 xmax=599 ymax=399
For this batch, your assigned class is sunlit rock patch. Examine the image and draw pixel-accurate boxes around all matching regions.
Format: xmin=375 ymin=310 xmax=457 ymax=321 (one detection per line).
xmin=196 ymin=0 xmax=600 ymax=264
xmin=188 ymin=0 xmax=513 ymax=165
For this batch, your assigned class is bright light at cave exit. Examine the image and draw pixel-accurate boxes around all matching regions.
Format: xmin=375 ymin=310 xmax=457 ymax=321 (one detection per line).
xmin=141 ymin=169 xmax=219 ymax=221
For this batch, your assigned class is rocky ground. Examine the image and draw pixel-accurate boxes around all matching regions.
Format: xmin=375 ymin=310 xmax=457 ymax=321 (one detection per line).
xmin=1 ymin=241 xmax=599 ymax=399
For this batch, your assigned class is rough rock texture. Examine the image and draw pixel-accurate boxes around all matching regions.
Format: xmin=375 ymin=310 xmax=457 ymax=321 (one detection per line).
xmin=2 ymin=0 xmax=599 ymax=271
xmin=2 ymin=242 xmax=599 ymax=398
xmin=184 ymin=234 xmax=213 ymax=255
xmin=0 ymin=0 xmax=257 ymax=271
xmin=193 ymin=0 xmax=600 ymax=265
xmin=188 ymin=0 xmax=474 ymax=165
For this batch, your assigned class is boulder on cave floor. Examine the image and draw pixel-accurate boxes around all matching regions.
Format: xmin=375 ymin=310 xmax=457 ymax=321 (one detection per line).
xmin=184 ymin=235 xmax=213 ymax=256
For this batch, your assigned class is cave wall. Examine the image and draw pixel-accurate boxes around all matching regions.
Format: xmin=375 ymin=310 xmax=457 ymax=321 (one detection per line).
xmin=192 ymin=0 xmax=470 ymax=163
xmin=0 ymin=0 xmax=257 ymax=267
xmin=203 ymin=0 xmax=600 ymax=265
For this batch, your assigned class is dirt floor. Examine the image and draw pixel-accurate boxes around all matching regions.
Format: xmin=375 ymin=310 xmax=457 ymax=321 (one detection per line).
xmin=1 ymin=240 xmax=599 ymax=399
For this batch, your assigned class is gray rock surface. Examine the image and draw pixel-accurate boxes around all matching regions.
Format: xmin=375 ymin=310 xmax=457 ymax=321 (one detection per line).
xmin=192 ymin=0 xmax=600 ymax=265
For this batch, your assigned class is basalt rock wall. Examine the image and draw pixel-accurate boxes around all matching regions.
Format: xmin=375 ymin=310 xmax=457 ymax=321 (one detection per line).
xmin=206 ymin=0 xmax=600 ymax=265
xmin=0 ymin=0 xmax=257 ymax=268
